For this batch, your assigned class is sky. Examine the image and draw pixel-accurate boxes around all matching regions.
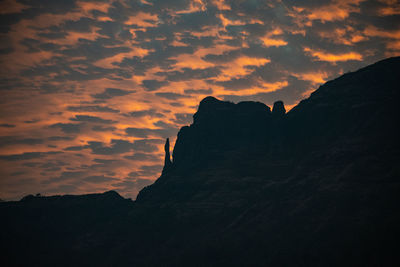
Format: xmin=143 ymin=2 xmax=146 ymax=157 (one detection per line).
xmin=0 ymin=0 xmax=399 ymax=200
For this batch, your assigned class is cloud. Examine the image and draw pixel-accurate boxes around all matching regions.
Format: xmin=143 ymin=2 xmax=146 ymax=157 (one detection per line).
xmin=48 ymin=136 xmax=74 ymax=141
xmin=0 ymin=124 xmax=16 ymax=128
xmin=64 ymin=145 xmax=87 ymax=151
xmin=0 ymin=136 xmax=43 ymax=147
xmin=304 ymin=47 xmax=363 ymax=62
xmin=155 ymin=92 xmax=190 ymax=100
xmin=0 ymin=0 xmax=398 ymax=200
xmin=92 ymin=88 xmax=135 ymax=99
xmin=126 ymin=126 xmax=177 ymax=138
xmin=0 ymin=0 xmax=29 ymax=15
xmin=126 ymin=109 xmax=165 ymax=118
xmin=91 ymin=125 xmax=116 ymax=132
xmin=83 ymin=175 xmax=117 ymax=183
xmin=142 ymin=79 xmax=169 ymax=91
xmin=124 ymin=152 xmax=161 ymax=161
xmin=67 ymin=105 xmax=120 ymax=113
xmin=221 ymin=76 xmax=313 ymax=107
xmin=0 ymin=151 xmax=61 ymax=161
xmin=24 ymin=119 xmax=40 ymax=124
xmin=127 ymin=164 xmax=163 ymax=178
xmin=70 ymin=115 xmax=116 ymax=124
xmin=63 ymin=17 xmax=95 ymax=33
xmin=40 ymin=160 xmax=67 ymax=172
xmin=157 ymin=67 xmax=221 ymax=81
xmin=184 ymin=88 xmax=213 ymax=95
xmin=50 ymin=123 xmax=83 ymax=133
xmin=43 ymin=171 xmax=85 ymax=185
xmin=289 ymin=0 xmax=365 ymax=23
xmin=138 ymin=164 xmax=163 ymax=176
xmin=87 ymin=139 xmax=135 ymax=155
xmin=46 ymin=184 xmax=78 ymax=194
xmin=132 ymin=139 xmax=164 ymax=152
xmin=60 ymin=41 xmax=132 ymax=61
xmin=173 ymin=113 xmax=193 ymax=125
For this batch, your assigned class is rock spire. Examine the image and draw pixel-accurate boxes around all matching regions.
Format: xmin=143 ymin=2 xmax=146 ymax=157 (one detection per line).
xmin=162 ymin=137 xmax=172 ymax=174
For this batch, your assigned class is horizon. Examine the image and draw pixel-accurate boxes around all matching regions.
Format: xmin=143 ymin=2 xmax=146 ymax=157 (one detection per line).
xmin=1 ymin=0 xmax=399 ymax=200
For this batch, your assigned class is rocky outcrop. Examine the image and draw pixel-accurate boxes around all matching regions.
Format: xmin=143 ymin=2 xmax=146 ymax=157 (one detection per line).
xmin=161 ymin=97 xmax=288 ymax=173
xmin=162 ymin=138 xmax=172 ymax=174
xmin=270 ymin=100 xmax=286 ymax=154
xmin=272 ymin=100 xmax=286 ymax=117
xmin=171 ymin=97 xmax=273 ymax=171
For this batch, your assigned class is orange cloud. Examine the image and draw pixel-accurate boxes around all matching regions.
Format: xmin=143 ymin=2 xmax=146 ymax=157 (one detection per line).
xmin=291 ymin=0 xmax=365 ymax=24
xmin=214 ymin=56 xmax=270 ymax=81
xmin=219 ymin=14 xmax=246 ymax=27
xmin=170 ymin=44 xmax=238 ymax=69
xmin=364 ymin=26 xmax=400 ymax=52
xmin=212 ymin=80 xmax=288 ymax=97
xmin=139 ymin=0 xmax=153 ymax=5
xmin=171 ymin=54 xmax=215 ymax=69
xmin=76 ymin=1 xmax=111 ymax=14
xmin=318 ymin=26 xmax=368 ymax=45
xmin=191 ymin=26 xmax=221 ymax=38
xmin=212 ymin=0 xmax=231 ymax=10
xmin=379 ymin=6 xmax=400 ymax=16
xmin=304 ymin=47 xmax=363 ymax=63
xmin=97 ymin=16 xmax=114 ymax=22
xmin=260 ymin=37 xmax=288 ymax=47
xmin=57 ymin=27 xmax=106 ymax=45
xmin=176 ymin=0 xmax=207 ymax=14
xmin=93 ymin=47 xmax=152 ymax=68
xmin=294 ymin=71 xmax=329 ymax=85
xmin=377 ymin=0 xmax=400 ymax=16
xmin=0 ymin=7 xmax=110 ymax=76
xmin=125 ymin=12 xmax=159 ymax=28
xmin=387 ymin=40 xmax=400 ymax=50
xmin=0 ymin=0 xmax=29 ymax=14
xmin=364 ymin=26 xmax=400 ymax=39
xmin=259 ymin=27 xmax=288 ymax=47
xmin=170 ymin=39 xmax=189 ymax=47
xmin=227 ymin=80 xmax=288 ymax=95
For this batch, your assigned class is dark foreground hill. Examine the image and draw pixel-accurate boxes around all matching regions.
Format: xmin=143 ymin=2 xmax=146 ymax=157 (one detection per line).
xmin=1 ymin=57 xmax=400 ymax=266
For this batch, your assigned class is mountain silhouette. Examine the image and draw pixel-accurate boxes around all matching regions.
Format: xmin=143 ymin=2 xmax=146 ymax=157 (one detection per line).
xmin=1 ymin=57 xmax=400 ymax=266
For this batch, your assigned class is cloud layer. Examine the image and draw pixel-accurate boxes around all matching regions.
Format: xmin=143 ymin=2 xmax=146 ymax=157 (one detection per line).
xmin=1 ymin=0 xmax=399 ymax=200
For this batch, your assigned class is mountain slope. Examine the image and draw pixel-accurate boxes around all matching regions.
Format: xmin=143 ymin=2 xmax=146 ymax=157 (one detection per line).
xmin=1 ymin=57 xmax=400 ymax=266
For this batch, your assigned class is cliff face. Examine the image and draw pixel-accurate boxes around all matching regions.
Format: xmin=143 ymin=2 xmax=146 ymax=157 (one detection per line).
xmin=137 ymin=57 xmax=400 ymax=206
xmin=2 ymin=57 xmax=400 ymax=267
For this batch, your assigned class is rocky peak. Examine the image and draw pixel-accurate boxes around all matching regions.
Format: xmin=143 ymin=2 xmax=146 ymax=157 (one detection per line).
xmin=170 ymin=97 xmax=274 ymax=171
xmin=272 ymin=101 xmax=286 ymax=117
xmin=199 ymin=96 xmax=221 ymax=106
xmin=193 ymin=96 xmax=235 ymax=125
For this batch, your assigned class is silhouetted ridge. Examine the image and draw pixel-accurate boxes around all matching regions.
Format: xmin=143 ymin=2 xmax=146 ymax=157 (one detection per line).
xmin=285 ymin=56 xmax=400 ymax=150
xmin=20 ymin=190 xmax=125 ymax=203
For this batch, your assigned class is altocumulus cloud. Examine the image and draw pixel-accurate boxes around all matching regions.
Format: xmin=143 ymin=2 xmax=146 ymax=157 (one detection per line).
xmin=0 ymin=0 xmax=398 ymax=200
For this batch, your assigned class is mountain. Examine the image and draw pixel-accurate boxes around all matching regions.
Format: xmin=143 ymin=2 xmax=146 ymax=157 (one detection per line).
xmin=1 ymin=57 xmax=400 ymax=266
